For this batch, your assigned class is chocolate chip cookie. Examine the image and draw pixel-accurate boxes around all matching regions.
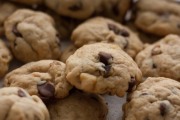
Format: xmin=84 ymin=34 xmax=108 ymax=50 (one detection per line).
xmin=60 ymin=44 xmax=77 ymax=63
xmin=48 ymin=90 xmax=108 ymax=120
xmin=4 ymin=9 xmax=61 ymax=63
xmin=4 ymin=60 xmax=72 ymax=101
xmin=123 ymin=77 xmax=180 ymax=120
xmin=0 ymin=2 xmax=18 ymax=36
xmin=71 ymin=17 xmax=143 ymax=58
xmin=135 ymin=34 xmax=180 ymax=81
xmin=45 ymin=0 xmax=102 ymax=19
xmin=135 ymin=0 xmax=180 ymax=36
xmin=0 ymin=39 xmax=12 ymax=78
xmin=0 ymin=87 xmax=49 ymax=120
xmin=66 ymin=43 xmax=142 ymax=97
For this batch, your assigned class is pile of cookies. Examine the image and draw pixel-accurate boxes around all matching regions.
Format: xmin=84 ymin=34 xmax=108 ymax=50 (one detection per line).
xmin=0 ymin=0 xmax=180 ymax=120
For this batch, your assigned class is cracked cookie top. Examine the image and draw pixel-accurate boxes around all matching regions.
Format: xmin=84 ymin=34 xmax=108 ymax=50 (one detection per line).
xmin=4 ymin=9 xmax=61 ymax=63
xmin=136 ymin=34 xmax=180 ymax=81
xmin=4 ymin=60 xmax=72 ymax=101
xmin=123 ymin=77 xmax=180 ymax=120
xmin=66 ymin=43 xmax=142 ymax=97
xmin=71 ymin=17 xmax=143 ymax=58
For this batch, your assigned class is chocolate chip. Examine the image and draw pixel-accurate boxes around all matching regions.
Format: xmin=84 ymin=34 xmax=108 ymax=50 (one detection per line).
xmin=127 ymin=77 xmax=136 ymax=92
xmin=37 ymin=81 xmax=55 ymax=100
xmin=12 ymin=24 xmax=22 ymax=37
xmin=108 ymin=24 xmax=120 ymax=35
xmin=141 ymin=93 xmax=148 ymax=96
xmin=151 ymin=45 xmax=162 ymax=56
xmin=99 ymin=52 xmax=113 ymax=66
xmin=119 ymin=29 xmax=130 ymax=37
xmin=98 ymin=52 xmax=113 ymax=77
xmin=103 ymin=65 xmax=112 ymax=78
xmin=108 ymin=24 xmax=129 ymax=37
xmin=160 ymin=103 xmax=167 ymax=116
xmin=18 ymin=89 xmax=26 ymax=97
xmin=152 ymin=63 xmax=157 ymax=69
xmin=69 ymin=2 xmax=82 ymax=11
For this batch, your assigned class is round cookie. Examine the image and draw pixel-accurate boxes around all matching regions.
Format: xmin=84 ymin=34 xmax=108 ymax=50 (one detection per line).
xmin=135 ymin=34 xmax=180 ymax=81
xmin=45 ymin=0 xmax=102 ymax=19
xmin=135 ymin=0 xmax=180 ymax=36
xmin=60 ymin=44 xmax=77 ymax=63
xmin=48 ymin=90 xmax=108 ymax=120
xmin=0 ymin=39 xmax=12 ymax=78
xmin=9 ymin=0 xmax=43 ymax=5
xmin=0 ymin=2 xmax=18 ymax=36
xmin=123 ymin=77 xmax=180 ymax=120
xmin=0 ymin=87 xmax=49 ymax=120
xmin=4 ymin=60 xmax=73 ymax=101
xmin=71 ymin=17 xmax=143 ymax=58
xmin=66 ymin=43 xmax=142 ymax=97
xmin=4 ymin=9 xmax=61 ymax=63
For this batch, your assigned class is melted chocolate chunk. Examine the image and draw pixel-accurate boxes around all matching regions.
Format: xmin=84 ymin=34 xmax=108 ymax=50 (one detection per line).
xmin=37 ymin=81 xmax=55 ymax=100
xmin=127 ymin=77 xmax=136 ymax=92
xmin=98 ymin=52 xmax=113 ymax=77
xmin=99 ymin=52 xmax=113 ymax=66
xmin=69 ymin=2 xmax=82 ymax=11
xmin=103 ymin=65 xmax=112 ymax=78
xmin=141 ymin=93 xmax=148 ymax=96
xmin=18 ymin=89 xmax=26 ymax=97
xmin=119 ymin=29 xmax=130 ymax=37
xmin=12 ymin=24 xmax=22 ymax=37
xmin=160 ymin=103 xmax=167 ymax=116
xmin=108 ymin=24 xmax=130 ymax=37
xmin=152 ymin=63 xmax=157 ymax=69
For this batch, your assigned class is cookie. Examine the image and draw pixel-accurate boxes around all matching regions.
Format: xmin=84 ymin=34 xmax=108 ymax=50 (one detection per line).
xmin=48 ymin=90 xmax=108 ymax=120
xmin=135 ymin=34 xmax=180 ymax=81
xmin=135 ymin=0 xmax=180 ymax=36
xmin=60 ymin=44 xmax=77 ymax=63
xmin=123 ymin=77 xmax=180 ymax=120
xmin=4 ymin=9 xmax=61 ymax=63
xmin=0 ymin=2 xmax=18 ymax=36
xmin=66 ymin=43 xmax=142 ymax=97
xmin=4 ymin=60 xmax=72 ymax=101
xmin=71 ymin=17 xmax=143 ymax=58
xmin=45 ymin=0 xmax=102 ymax=19
xmin=0 ymin=39 xmax=12 ymax=78
xmin=0 ymin=87 xmax=49 ymax=120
